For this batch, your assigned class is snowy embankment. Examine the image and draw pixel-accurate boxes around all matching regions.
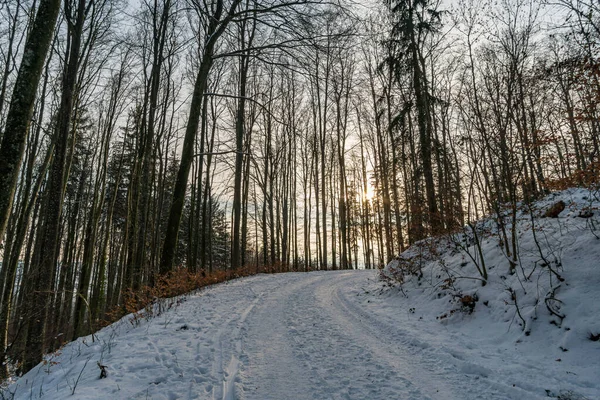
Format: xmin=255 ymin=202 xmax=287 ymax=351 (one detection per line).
xmin=3 ymin=189 xmax=599 ymax=400
xmin=382 ymin=187 xmax=600 ymax=400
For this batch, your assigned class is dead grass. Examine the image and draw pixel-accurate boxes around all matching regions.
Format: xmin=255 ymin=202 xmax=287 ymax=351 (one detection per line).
xmin=102 ymin=264 xmax=301 ymax=329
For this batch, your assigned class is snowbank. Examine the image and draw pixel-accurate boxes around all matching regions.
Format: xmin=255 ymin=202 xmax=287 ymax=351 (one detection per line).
xmin=381 ymin=187 xmax=600 ymax=400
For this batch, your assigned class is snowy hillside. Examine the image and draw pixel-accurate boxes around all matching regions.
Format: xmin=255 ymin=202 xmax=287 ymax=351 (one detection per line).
xmin=2 ymin=189 xmax=599 ymax=400
xmin=382 ymin=187 xmax=600 ymax=400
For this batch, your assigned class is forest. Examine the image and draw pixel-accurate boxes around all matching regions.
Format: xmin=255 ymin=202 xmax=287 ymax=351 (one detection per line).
xmin=0 ymin=0 xmax=598 ymax=377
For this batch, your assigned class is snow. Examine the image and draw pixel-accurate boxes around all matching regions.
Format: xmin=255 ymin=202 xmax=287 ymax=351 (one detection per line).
xmin=380 ymin=187 xmax=600 ymax=400
xmin=3 ymin=188 xmax=599 ymax=400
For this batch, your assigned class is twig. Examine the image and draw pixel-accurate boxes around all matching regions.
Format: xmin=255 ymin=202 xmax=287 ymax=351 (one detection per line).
xmin=71 ymin=357 xmax=91 ymax=395
xmin=508 ymin=288 xmax=527 ymax=331
xmin=545 ymin=284 xmax=565 ymax=322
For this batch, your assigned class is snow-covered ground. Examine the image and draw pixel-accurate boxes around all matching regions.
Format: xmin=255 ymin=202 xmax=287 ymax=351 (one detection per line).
xmin=381 ymin=188 xmax=600 ymax=400
xmin=3 ymin=188 xmax=599 ymax=400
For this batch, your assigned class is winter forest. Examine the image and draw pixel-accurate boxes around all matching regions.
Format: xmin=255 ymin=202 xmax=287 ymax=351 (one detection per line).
xmin=0 ymin=0 xmax=598 ymax=378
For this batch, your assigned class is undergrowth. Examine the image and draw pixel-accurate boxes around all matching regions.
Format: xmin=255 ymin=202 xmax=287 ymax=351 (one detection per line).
xmin=103 ymin=264 xmax=299 ymax=329
xmin=381 ymin=182 xmax=599 ymax=334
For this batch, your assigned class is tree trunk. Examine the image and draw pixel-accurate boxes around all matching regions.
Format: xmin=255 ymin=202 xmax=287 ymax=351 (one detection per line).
xmin=0 ymin=0 xmax=61 ymax=246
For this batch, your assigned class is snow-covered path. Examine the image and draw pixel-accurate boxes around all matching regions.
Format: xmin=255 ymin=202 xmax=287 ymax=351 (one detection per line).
xmin=239 ymin=271 xmax=455 ymax=400
xmin=7 ymin=269 xmax=594 ymax=399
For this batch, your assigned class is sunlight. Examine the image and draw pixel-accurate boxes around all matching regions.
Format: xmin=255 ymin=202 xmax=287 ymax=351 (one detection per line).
xmin=365 ymin=185 xmax=375 ymax=201
xmin=358 ymin=184 xmax=376 ymax=202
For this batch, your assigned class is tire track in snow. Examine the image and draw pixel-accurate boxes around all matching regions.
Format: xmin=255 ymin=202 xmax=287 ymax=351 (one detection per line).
xmin=220 ymin=291 xmax=264 ymax=400
xmin=325 ymin=272 xmax=546 ymax=399
xmin=204 ymin=281 xmax=267 ymax=400
xmin=280 ymin=272 xmax=434 ymax=399
xmin=320 ymin=272 xmax=464 ymax=399
xmin=241 ymin=271 xmax=445 ymax=399
xmin=239 ymin=270 xmax=538 ymax=400
xmin=240 ymin=275 xmax=323 ymax=399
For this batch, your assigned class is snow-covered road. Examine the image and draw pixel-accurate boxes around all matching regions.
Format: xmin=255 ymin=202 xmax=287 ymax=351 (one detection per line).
xmin=238 ymin=271 xmax=455 ymax=400
xmin=8 ymin=269 xmax=592 ymax=399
